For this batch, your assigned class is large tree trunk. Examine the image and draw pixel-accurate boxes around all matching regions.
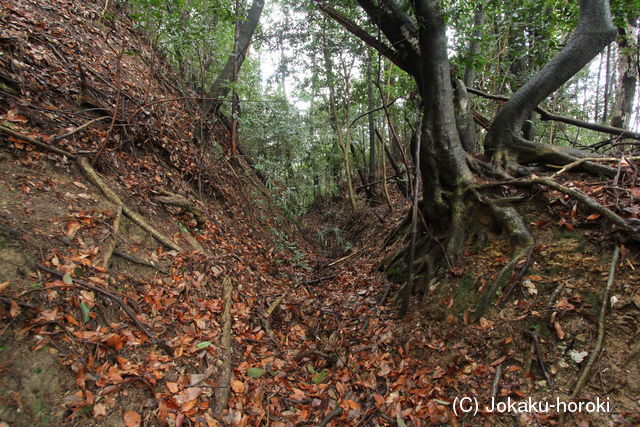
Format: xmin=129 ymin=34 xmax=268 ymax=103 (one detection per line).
xmin=485 ymin=0 xmax=617 ymax=171
xmin=205 ymin=0 xmax=264 ymax=113
xmin=325 ymin=0 xmax=620 ymax=316
xmin=412 ymin=0 xmax=472 ymax=250
xmin=610 ymin=23 xmax=638 ymax=130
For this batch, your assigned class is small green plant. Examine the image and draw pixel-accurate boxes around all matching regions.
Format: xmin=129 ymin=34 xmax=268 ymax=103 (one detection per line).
xmin=269 ymin=227 xmax=310 ymax=270
xmin=315 ymin=227 xmax=352 ymax=253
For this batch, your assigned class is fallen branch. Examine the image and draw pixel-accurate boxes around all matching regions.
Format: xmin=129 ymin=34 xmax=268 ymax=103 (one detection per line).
xmin=214 ymin=277 xmax=234 ymax=414
xmin=77 ymin=157 xmax=183 ymax=252
xmin=491 ymin=364 xmax=503 ymax=402
xmin=36 ymin=264 xmax=154 ymax=339
xmin=304 ymin=274 xmax=339 ymax=286
xmin=328 ymin=251 xmax=358 ymax=267
xmin=570 ymin=246 xmax=620 ymax=398
xmin=51 ymin=116 xmax=110 ymax=142
xmin=0 ymin=125 xmax=75 ymax=158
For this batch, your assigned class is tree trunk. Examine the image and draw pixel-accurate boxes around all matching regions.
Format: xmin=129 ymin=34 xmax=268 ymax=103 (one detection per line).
xmin=610 ymin=23 xmax=638 ymax=130
xmin=485 ymin=0 xmax=617 ymax=171
xmin=205 ymin=0 xmax=264 ymax=113
xmin=463 ymin=0 xmax=486 ymax=88
xmin=322 ymin=25 xmax=357 ymax=214
xmin=367 ymin=49 xmax=377 ymax=187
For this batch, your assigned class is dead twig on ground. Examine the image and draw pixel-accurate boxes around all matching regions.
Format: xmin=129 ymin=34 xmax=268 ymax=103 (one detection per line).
xmin=0 ymin=125 xmax=75 ymax=158
xmin=491 ymin=364 xmax=503 ymax=402
xmin=36 ymin=263 xmax=154 ymax=339
xmin=51 ymin=116 xmax=110 ymax=142
xmin=525 ymin=330 xmax=555 ymax=389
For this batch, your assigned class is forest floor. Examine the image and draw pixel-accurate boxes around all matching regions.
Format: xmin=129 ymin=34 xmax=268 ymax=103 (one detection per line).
xmin=1 ymin=0 xmax=639 ymax=426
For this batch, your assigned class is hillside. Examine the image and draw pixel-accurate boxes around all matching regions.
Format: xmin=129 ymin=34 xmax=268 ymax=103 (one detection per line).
xmin=1 ymin=0 xmax=639 ymax=426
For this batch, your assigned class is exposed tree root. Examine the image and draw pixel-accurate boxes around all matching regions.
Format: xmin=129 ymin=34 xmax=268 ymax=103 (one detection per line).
xmin=0 ymin=125 xmax=76 ymax=158
xmin=214 ymin=277 xmax=234 ymax=414
xmin=471 ymin=189 xmax=535 ymax=319
xmin=113 ymin=249 xmax=167 ymax=274
xmin=102 ymin=204 xmax=122 ymax=270
xmin=493 ymin=136 xmax=617 ymax=177
xmin=476 ymin=177 xmax=633 ymax=232
xmin=570 ymin=246 xmax=620 ymax=399
xmin=77 ymin=157 xmax=183 ymax=252
xmin=153 ymin=191 xmax=206 ymax=229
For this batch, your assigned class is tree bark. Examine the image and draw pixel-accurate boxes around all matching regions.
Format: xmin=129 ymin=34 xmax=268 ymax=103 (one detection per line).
xmin=463 ymin=0 xmax=486 ymax=88
xmin=610 ymin=23 xmax=638 ymax=130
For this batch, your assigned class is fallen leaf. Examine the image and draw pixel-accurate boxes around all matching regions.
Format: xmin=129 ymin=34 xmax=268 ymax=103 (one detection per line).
xmin=123 ymin=409 xmax=141 ymax=427
xmin=491 ymin=356 xmax=506 ymax=366
xmin=0 ymin=282 xmax=9 ymax=292
xmin=553 ymin=321 xmax=565 ymax=340
xmin=230 ymin=379 xmax=245 ymax=393
xmin=65 ymin=220 xmax=81 ymax=237
xmin=93 ymin=403 xmax=108 ymax=417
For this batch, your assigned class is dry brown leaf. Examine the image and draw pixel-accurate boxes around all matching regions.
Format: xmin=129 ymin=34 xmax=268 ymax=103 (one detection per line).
xmin=553 ymin=321 xmax=565 ymax=340
xmin=230 ymin=379 xmax=245 ymax=393
xmin=93 ymin=403 xmax=108 ymax=417
xmin=123 ymin=409 xmax=141 ymax=427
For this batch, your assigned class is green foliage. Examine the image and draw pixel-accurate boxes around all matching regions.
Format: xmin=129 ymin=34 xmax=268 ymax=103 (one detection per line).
xmin=269 ymin=227 xmax=310 ymax=270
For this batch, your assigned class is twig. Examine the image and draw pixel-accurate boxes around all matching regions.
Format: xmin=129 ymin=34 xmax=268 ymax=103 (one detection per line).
xmin=305 ymin=274 xmax=339 ymax=286
xmin=491 ymin=364 xmax=503 ymax=401
xmin=570 ymin=246 xmax=620 ymax=398
xmin=51 ymin=117 xmax=110 ymax=142
xmin=36 ymin=264 xmax=154 ymax=339
xmin=525 ymin=330 xmax=555 ymax=389
xmin=214 ymin=277 xmax=234 ymax=414
xmin=318 ymin=406 xmax=343 ymax=427
xmin=328 ymin=251 xmax=358 ymax=267
xmin=0 ymin=296 xmax=37 ymax=310
xmin=551 ymin=156 xmax=640 ymax=178
xmin=0 ymin=125 xmax=75 ymax=158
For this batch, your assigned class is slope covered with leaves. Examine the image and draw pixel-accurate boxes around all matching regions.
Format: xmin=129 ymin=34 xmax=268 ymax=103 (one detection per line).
xmin=1 ymin=0 xmax=639 ymax=426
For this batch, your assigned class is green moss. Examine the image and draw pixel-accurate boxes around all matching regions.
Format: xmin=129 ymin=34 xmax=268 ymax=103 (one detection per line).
xmin=451 ymin=274 xmax=476 ymax=315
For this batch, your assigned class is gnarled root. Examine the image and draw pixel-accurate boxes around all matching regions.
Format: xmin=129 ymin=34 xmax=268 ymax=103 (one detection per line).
xmin=470 ymin=189 xmax=535 ymax=319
